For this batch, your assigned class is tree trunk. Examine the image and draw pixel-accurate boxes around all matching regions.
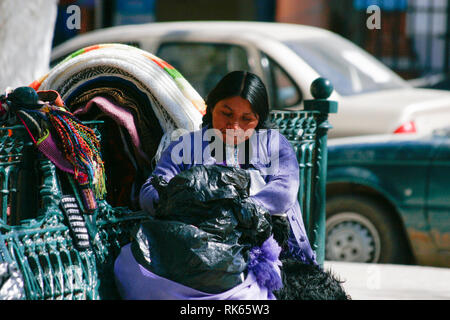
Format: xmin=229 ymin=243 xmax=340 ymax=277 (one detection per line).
xmin=0 ymin=0 xmax=58 ymax=92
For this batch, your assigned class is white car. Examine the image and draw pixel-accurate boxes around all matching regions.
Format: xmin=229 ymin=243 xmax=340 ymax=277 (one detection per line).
xmin=51 ymin=21 xmax=450 ymax=138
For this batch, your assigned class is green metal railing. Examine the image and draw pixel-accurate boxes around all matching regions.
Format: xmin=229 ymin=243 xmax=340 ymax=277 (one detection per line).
xmin=270 ymin=77 xmax=337 ymax=265
xmin=0 ymin=124 xmax=148 ymax=300
xmin=0 ymin=78 xmax=337 ymax=299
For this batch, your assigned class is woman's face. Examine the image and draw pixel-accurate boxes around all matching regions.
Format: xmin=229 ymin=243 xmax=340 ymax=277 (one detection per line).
xmin=211 ymin=96 xmax=259 ymax=145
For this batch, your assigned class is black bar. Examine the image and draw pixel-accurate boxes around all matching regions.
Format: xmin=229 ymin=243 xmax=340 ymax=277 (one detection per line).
xmin=426 ymin=0 xmax=434 ymax=75
xmin=445 ymin=0 xmax=450 ymax=74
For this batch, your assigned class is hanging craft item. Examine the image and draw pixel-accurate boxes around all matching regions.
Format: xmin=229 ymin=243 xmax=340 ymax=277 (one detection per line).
xmin=0 ymin=86 xmax=106 ymax=212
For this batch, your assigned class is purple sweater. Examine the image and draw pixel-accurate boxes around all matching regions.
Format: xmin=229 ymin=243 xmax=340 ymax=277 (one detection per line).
xmin=139 ymin=126 xmax=317 ymax=265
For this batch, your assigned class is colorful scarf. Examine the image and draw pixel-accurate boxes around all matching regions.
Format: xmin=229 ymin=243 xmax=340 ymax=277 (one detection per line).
xmin=2 ymin=87 xmax=106 ymax=212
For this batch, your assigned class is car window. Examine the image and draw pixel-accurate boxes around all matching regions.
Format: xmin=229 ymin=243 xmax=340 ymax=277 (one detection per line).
xmin=261 ymin=53 xmax=302 ymax=109
xmin=156 ymin=42 xmax=250 ymax=98
xmin=284 ymin=38 xmax=409 ymax=96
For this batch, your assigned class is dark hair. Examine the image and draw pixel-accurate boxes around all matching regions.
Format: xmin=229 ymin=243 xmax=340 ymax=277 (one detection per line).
xmin=202 ymin=71 xmax=272 ymax=129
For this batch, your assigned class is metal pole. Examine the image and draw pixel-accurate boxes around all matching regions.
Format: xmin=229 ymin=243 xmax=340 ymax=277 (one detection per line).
xmin=304 ymin=78 xmax=338 ymax=266
xmin=94 ymin=0 xmax=104 ymax=29
xmin=445 ymin=0 xmax=450 ymax=74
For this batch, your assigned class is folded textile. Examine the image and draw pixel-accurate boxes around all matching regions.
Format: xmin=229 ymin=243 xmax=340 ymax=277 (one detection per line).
xmin=73 ymin=96 xmax=150 ymax=168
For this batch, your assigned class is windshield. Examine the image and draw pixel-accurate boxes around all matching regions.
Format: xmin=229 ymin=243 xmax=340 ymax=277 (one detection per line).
xmin=284 ymin=37 xmax=410 ymax=96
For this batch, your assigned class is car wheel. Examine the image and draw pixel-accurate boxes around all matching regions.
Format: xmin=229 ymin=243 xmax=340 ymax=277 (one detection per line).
xmin=325 ymin=195 xmax=410 ymax=264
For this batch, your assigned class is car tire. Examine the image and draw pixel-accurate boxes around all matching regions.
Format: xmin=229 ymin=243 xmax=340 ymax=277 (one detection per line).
xmin=325 ymin=195 xmax=411 ymax=264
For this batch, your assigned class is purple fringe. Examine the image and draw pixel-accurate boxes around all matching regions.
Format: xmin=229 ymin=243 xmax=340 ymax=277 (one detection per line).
xmin=247 ymin=235 xmax=283 ymax=291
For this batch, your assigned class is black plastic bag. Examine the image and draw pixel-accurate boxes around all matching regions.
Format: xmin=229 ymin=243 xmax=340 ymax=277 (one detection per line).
xmin=131 ymin=165 xmax=272 ymax=294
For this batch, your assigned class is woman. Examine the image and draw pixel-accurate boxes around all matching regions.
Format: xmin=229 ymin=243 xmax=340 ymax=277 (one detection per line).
xmin=115 ymin=71 xmax=317 ymax=299
xmin=141 ymin=71 xmax=316 ymax=263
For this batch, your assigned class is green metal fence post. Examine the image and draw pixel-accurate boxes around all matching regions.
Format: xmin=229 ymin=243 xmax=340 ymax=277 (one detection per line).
xmin=304 ymin=78 xmax=338 ymax=266
xmin=14 ymin=135 xmax=38 ymax=224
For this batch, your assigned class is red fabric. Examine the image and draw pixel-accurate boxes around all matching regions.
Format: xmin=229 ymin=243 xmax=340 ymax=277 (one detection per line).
xmin=29 ymin=80 xmax=42 ymax=91
xmin=37 ymin=90 xmax=64 ymax=107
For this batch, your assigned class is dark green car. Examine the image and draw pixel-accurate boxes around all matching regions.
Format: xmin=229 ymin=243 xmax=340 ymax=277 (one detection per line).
xmin=325 ymin=127 xmax=450 ymax=267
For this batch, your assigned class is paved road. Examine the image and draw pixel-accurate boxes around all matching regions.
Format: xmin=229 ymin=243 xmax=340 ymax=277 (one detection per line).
xmin=323 ymin=260 xmax=450 ymax=300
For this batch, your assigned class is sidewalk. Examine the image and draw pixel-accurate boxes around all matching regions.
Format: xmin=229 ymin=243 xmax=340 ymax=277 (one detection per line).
xmin=323 ymin=261 xmax=450 ymax=300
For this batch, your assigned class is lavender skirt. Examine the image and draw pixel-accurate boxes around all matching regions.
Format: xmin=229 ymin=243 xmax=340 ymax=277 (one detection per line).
xmin=114 ymin=243 xmax=278 ymax=300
